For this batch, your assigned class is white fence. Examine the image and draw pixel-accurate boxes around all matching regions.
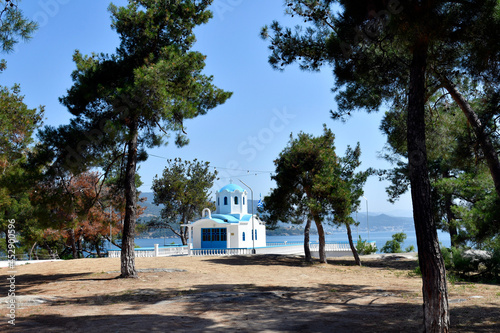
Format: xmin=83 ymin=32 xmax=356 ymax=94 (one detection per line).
xmin=309 ymin=242 xmax=351 ymax=252
xmin=107 ymin=241 xmax=367 ymax=258
xmin=190 ymin=248 xmax=252 ymax=256
xmin=108 ymin=245 xmax=188 ymax=258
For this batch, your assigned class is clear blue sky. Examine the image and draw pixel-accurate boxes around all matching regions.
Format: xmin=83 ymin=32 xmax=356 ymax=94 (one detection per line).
xmin=1 ymin=0 xmax=413 ymax=217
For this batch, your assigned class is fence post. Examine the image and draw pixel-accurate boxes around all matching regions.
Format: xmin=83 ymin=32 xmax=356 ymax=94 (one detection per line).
xmin=154 ymin=244 xmax=159 ymax=257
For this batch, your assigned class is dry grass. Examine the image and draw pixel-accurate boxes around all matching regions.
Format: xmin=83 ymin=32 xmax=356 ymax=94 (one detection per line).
xmin=0 ymin=255 xmax=499 ymax=332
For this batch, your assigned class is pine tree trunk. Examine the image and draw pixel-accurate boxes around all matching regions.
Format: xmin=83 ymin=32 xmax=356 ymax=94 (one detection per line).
xmin=120 ymin=121 xmax=139 ymax=278
xmin=441 ymin=76 xmax=500 ymax=199
xmin=181 ymin=226 xmax=188 ymax=246
xmin=313 ymin=216 xmax=327 ymax=264
xmin=408 ymin=42 xmax=449 ymax=332
xmin=96 ymin=239 xmax=102 ymax=258
xmin=303 ymin=217 xmax=312 ymax=263
xmin=77 ymin=232 xmax=83 ymax=258
xmin=346 ymin=223 xmax=361 ymax=266
xmin=70 ymin=228 xmax=78 ymax=259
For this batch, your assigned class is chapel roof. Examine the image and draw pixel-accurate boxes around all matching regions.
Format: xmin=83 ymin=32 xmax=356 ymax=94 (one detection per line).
xmin=218 ymin=183 xmax=245 ymax=193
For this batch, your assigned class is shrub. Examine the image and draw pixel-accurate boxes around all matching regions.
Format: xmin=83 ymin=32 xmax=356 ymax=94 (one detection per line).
xmin=381 ymin=232 xmax=407 ymax=253
xmin=441 ymin=245 xmax=499 ymax=282
xmin=405 ymin=245 xmax=415 ymax=252
xmin=356 ymin=236 xmax=377 ymax=255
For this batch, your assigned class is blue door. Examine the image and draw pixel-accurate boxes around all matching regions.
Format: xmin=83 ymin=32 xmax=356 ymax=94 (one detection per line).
xmin=201 ymin=228 xmax=227 ymax=248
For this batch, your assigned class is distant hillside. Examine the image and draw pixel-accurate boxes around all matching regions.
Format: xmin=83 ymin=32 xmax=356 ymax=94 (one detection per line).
xmin=138 ymin=192 xmax=163 ymax=220
xmin=137 ymin=192 xmax=413 ymax=233
xmin=348 ymin=213 xmax=414 ymax=232
xmin=138 ymin=192 xmax=260 ymax=221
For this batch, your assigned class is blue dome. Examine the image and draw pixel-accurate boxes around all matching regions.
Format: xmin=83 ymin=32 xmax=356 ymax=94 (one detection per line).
xmin=218 ymin=184 xmax=245 ymax=193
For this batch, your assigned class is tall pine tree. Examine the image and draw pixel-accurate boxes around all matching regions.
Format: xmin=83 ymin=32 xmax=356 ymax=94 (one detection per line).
xmin=59 ymin=0 xmax=231 ymax=277
xmin=262 ymin=1 xmax=500 ymax=331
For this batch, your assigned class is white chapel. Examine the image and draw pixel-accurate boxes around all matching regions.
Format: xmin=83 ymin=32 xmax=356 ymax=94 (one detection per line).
xmin=188 ymin=183 xmax=266 ymax=249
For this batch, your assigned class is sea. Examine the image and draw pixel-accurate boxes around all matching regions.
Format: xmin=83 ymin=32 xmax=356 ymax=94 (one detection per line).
xmin=110 ymin=229 xmax=452 ymax=253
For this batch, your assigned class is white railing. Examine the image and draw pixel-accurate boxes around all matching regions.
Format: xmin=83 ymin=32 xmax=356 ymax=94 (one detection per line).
xmin=190 ymin=248 xmax=252 ymax=256
xmin=266 ymin=241 xmax=352 ymax=251
xmin=107 ymin=245 xmax=188 ymax=258
xmin=108 ymin=250 xmax=156 ymax=258
xmin=158 ymin=246 xmax=188 ymax=256
xmin=266 ymin=241 xmax=304 ymax=247
xmin=107 ymin=241 xmax=363 ymax=258
xmin=309 ymin=242 xmax=351 ymax=252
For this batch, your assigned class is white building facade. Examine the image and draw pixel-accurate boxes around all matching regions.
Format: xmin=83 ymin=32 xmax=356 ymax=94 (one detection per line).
xmin=189 ymin=183 xmax=266 ymax=249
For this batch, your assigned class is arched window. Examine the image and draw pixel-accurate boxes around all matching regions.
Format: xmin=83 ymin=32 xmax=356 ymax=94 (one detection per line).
xmin=242 ymin=232 xmax=245 ymax=241
xmin=234 ymin=196 xmax=238 ymax=205
xmin=224 ymin=196 xmax=228 ymax=205
xmin=217 ymin=197 xmax=220 ymax=206
xmin=243 ymin=197 xmax=245 ymax=205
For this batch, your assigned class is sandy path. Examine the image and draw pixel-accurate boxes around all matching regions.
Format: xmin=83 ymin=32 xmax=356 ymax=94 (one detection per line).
xmin=1 ymin=255 xmax=499 ymax=332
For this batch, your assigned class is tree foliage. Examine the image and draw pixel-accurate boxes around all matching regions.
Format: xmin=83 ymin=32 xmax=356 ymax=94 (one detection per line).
xmin=264 ymin=126 xmax=371 ymax=264
xmin=381 ymin=232 xmax=408 ymax=253
xmin=53 ymin=0 xmax=231 ymax=277
xmin=0 ymin=84 xmax=44 ymax=256
xmin=0 ymin=0 xmax=37 ymax=54
xmin=31 ymin=171 xmax=127 ymax=259
xmin=151 ymin=158 xmax=217 ymax=245
xmin=262 ymin=1 xmax=500 ymax=330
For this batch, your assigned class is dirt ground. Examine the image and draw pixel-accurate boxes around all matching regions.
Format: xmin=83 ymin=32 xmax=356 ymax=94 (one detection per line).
xmin=0 ymin=254 xmax=499 ymax=332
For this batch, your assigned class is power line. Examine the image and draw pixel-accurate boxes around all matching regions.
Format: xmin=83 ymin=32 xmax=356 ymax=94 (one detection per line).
xmin=148 ymin=153 xmax=273 ymax=174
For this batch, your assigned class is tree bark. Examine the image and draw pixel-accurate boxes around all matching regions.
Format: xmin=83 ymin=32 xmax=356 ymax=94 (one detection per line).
xmin=346 ymin=223 xmax=361 ymax=266
xmin=408 ymin=42 xmax=449 ymax=332
xmin=77 ymin=232 xmax=83 ymax=258
xmin=441 ymin=76 xmax=500 ymax=199
xmin=120 ymin=120 xmax=139 ymax=278
xmin=95 ymin=239 xmax=102 ymax=258
xmin=303 ymin=217 xmax=312 ymax=263
xmin=181 ymin=226 xmax=188 ymax=246
xmin=313 ymin=216 xmax=327 ymax=264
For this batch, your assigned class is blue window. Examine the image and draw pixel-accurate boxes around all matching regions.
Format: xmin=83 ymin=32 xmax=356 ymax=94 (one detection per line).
xmin=201 ymin=228 xmax=227 ymax=248
xmin=255 ymin=229 xmax=257 ymax=240
xmin=243 ymin=197 xmax=245 ymax=205
xmin=212 ymin=228 xmax=219 ymax=241
xmin=224 ymin=196 xmax=228 ymax=205
xmin=202 ymin=229 xmax=210 ymax=241
xmin=234 ymin=196 xmax=238 ymax=205
xmin=242 ymin=232 xmax=245 ymax=241
xmin=217 ymin=197 xmax=220 ymax=206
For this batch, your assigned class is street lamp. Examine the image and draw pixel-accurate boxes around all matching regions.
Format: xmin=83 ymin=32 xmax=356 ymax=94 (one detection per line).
xmin=239 ymin=179 xmax=255 ymax=254
xmin=362 ymin=196 xmax=369 ymax=241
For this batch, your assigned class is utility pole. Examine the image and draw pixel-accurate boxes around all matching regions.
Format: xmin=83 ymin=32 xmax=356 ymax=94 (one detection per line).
xmin=362 ymin=196 xmax=369 ymax=241
xmin=239 ymin=179 xmax=255 ymax=254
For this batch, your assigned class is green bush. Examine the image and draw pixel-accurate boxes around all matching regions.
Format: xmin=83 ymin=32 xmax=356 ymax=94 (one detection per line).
xmin=405 ymin=245 xmax=415 ymax=252
xmin=356 ymin=236 xmax=377 ymax=255
xmin=381 ymin=232 xmax=407 ymax=253
xmin=441 ymin=245 xmax=499 ymax=283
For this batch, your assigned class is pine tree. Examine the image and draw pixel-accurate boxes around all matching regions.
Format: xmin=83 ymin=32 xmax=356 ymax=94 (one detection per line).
xmin=58 ymin=0 xmax=231 ymax=277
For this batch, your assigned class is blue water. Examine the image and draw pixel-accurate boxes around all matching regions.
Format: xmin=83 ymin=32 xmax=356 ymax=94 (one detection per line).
xmin=108 ymin=229 xmax=451 ymax=253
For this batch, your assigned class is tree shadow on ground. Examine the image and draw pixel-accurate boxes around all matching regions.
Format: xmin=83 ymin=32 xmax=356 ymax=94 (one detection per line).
xmin=206 ymin=254 xmax=319 ymax=267
xmin=13 ymin=282 xmax=426 ymax=332
xmin=7 ymin=277 xmax=497 ymax=332
xmin=3 ymin=272 xmax=91 ymax=293
xmin=329 ymin=256 xmax=420 ymax=271
xmin=1 ymin=314 xmax=215 ymax=333
xmin=206 ymin=254 xmax=419 ymax=271
xmin=451 ymin=305 xmax=500 ymax=331
xmin=43 ymin=281 xmax=408 ymax=307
